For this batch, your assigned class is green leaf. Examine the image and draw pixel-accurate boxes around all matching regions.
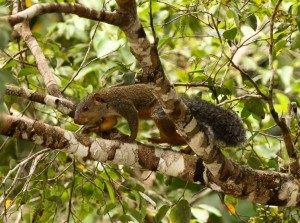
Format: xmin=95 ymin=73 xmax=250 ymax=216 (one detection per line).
xmin=223 ymin=27 xmax=238 ymax=40
xmin=103 ymin=202 xmax=116 ymax=215
xmin=82 ymin=72 xmax=99 ymax=87
xmin=94 ymin=178 xmax=105 ymax=190
xmin=0 ymin=20 xmax=11 ymax=49
xmin=291 ymin=33 xmax=300 ymax=50
xmin=179 ymin=16 xmax=187 ymax=36
xmin=154 ymin=205 xmax=170 ymax=223
xmin=241 ymin=108 xmax=251 ymax=119
xmin=47 ymin=168 xmax=56 ymax=178
xmin=275 ymin=92 xmax=290 ymax=113
xmin=105 ymin=181 xmax=116 ymax=203
xmin=100 ymin=169 xmax=119 ymax=181
xmin=49 ymin=57 xmax=57 ymax=68
xmin=248 ymin=156 xmax=262 ymax=169
xmin=244 ymin=98 xmax=266 ymax=119
xmin=228 ymin=8 xmax=241 ymax=29
xmin=128 ymin=207 xmax=143 ymax=222
xmin=82 ymin=182 xmax=94 ymax=200
xmin=209 ymin=4 xmax=220 ymax=15
xmin=274 ymin=39 xmax=287 ymax=56
xmin=77 ymin=201 xmax=92 ymax=220
xmin=170 ymin=199 xmax=191 ymax=223
xmin=18 ymin=68 xmax=40 ymax=77
xmin=118 ymin=214 xmax=133 ymax=221
xmin=246 ymin=14 xmax=258 ymax=31
xmin=0 ymin=70 xmax=17 ymax=104
xmin=266 ymin=159 xmax=278 ymax=170
xmin=158 ymin=37 xmax=173 ymax=50
xmin=47 ymin=195 xmax=61 ymax=203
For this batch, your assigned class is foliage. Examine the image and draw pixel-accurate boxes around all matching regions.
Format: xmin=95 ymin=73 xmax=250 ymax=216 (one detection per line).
xmin=0 ymin=0 xmax=300 ymax=222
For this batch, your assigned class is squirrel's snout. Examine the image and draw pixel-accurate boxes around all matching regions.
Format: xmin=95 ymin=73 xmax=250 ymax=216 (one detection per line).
xmin=74 ymin=116 xmax=86 ymax=125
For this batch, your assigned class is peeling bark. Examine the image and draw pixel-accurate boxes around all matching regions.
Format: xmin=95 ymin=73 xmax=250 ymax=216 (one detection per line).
xmin=13 ymin=21 xmax=62 ymax=97
xmin=5 ymin=85 xmax=75 ymax=117
xmin=4 ymin=3 xmax=121 ymax=27
xmin=0 ymin=113 xmax=197 ymax=182
xmin=0 ymin=113 xmax=300 ymax=206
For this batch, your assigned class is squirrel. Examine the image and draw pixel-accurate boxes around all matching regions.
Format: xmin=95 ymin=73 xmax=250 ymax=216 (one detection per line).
xmin=74 ymin=84 xmax=246 ymax=147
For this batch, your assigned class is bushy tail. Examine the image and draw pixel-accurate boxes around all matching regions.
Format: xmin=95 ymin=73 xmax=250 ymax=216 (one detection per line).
xmin=183 ymin=98 xmax=246 ymax=147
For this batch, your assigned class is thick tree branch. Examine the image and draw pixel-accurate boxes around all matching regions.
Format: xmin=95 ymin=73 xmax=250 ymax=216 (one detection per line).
xmin=5 ymin=85 xmax=75 ymax=117
xmin=0 ymin=113 xmax=199 ymax=182
xmin=0 ymin=113 xmax=300 ymax=207
xmin=3 ymin=3 xmax=121 ymax=27
xmin=10 ymin=1 xmax=60 ymax=97
xmin=12 ymin=11 xmax=61 ymax=97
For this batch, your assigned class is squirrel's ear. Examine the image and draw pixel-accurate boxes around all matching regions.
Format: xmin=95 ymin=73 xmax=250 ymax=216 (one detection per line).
xmin=93 ymin=93 xmax=105 ymax=102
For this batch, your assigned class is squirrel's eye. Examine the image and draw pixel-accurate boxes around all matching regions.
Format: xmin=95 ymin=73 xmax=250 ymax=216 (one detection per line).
xmin=82 ymin=106 xmax=89 ymax=112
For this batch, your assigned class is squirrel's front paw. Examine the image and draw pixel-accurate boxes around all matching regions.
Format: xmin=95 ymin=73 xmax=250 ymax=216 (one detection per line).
xmin=80 ymin=126 xmax=102 ymax=135
xmin=81 ymin=127 xmax=92 ymax=134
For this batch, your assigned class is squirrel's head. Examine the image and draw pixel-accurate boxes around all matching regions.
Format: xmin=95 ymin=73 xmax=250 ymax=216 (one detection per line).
xmin=74 ymin=93 xmax=108 ymax=126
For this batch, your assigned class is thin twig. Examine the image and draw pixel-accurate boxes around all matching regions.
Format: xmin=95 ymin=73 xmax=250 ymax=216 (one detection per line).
xmin=0 ymin=149 xmax=51 ymax=212
xmin=268 ymin=1 xmax=282 ymax=97
xmin=210 ymin=14 xmax=268 ymax=100
xmin=0 ymin=48 xmax=36 ymax=69
xmin=149 ymin=0 xmax=157 ymax=43
xmin=217 ymin=94 xmax=263 ymax=106
xmin=62 ymin=22 xmax=100 ymax=94
xmin=0 ymin=148 xmax=51 ymax=189
xmin=267 ymin=0 xmax=299 ymax=175
xmin=66 ymin=157 xmax=76 ymax=222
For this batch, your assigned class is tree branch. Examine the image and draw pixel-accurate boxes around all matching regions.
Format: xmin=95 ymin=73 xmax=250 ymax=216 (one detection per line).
xmin=0 ymin=113 xmax=200 ymax=182
xmin=11 ymin=1 xmax=61 ymax=97
xmin=5 ymin=85 xmax=75 ymax=117
xmin=0 ymin=113 xmax=300 ymax=207
xmin=3 ymin=3 xmax=120 ymax=27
